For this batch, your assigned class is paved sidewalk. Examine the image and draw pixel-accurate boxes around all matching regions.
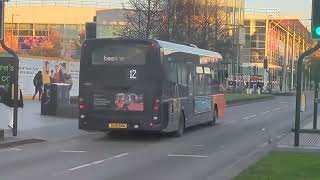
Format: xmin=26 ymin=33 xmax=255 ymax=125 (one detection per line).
xmin=0 ymin=101 xmax=88 ymax=148
xmin=277 ymin=119 xmax=320 ymax=151
xmin=0 ymin=101 xmax=75 ymax=130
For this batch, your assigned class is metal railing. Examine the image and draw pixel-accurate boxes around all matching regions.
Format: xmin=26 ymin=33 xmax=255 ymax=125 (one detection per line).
xmin=6 ymin=0 xmax=131 ymax=9
xmin=245 ymin=8 xmax=281 ymax=17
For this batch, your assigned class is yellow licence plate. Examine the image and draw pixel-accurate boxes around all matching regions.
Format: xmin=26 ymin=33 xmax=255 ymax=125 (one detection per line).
xmin=108 ymin=123 xmax=128 ymax=129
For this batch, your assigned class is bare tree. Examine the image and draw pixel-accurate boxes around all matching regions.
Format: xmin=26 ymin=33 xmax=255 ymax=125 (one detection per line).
xmin=121 ymin=0 xmax=163 ymax=39
xmin=157 ymin=0 xmax=177 ymax=41
xmin=194 ymin=0 xmax=235 ymax=57
xmin=121 ymin=0 xmax=235 ymax=59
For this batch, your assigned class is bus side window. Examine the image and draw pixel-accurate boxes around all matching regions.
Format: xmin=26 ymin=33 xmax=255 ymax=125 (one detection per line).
xmin=188 ymin=68 xmax=194 ymax=96
xmin=177 ymin=63 xmax=188 ymax=97
xmin=195 ymin=67 xmax=205 ymax=96
xmin=161 ymin=53 xmax=178 ymax=98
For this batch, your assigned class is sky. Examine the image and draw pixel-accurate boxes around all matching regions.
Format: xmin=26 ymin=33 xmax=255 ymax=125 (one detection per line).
xmin=246 ymin=0 xmax=312 ymax=20
xmin=14 ymin=0 xmax=312 ymax=20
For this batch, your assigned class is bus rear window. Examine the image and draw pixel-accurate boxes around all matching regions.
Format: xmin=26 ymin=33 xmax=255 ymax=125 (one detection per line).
xmin=91 ymin=44 xmax=149 ymax=66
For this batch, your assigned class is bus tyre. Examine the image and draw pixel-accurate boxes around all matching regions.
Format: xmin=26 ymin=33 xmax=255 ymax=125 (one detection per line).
xmin=208 ymin=108 xmax=217 ymax=126
xmin=173 ymin=114 xmax=185 ymax=137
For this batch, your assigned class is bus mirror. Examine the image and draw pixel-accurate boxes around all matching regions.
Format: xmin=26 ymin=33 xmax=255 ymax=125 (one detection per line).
xmin=196 ymin=67 xmax=204 ymax=74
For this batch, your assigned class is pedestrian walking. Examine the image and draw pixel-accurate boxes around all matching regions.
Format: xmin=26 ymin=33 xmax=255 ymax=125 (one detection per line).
xmin=32 ymin=71 xmax=43 ymax=101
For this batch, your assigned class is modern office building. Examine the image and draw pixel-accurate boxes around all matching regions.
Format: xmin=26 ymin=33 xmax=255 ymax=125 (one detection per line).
xmin=241 ymin=9 xmax=313 ymax=91
xmin=2 ymin=0 xmax=125 ymax=59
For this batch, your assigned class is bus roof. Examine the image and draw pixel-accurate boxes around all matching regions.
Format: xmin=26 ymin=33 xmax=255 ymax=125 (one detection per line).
xmin=156 ymin=40 xmax=223 ymax=60
xmin=84 ymin=38 xmax=223 ymax=61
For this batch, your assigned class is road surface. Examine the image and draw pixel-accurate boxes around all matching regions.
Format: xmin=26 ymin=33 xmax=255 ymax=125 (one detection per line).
xmin=0 ymin=96 xmax=314 ymax=180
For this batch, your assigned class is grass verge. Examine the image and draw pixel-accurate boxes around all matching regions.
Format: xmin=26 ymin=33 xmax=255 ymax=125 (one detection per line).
xmin=234 ymin=151 xmax=320 ymax=180
xmin=226 ymin=93 xmax=273 ymax=104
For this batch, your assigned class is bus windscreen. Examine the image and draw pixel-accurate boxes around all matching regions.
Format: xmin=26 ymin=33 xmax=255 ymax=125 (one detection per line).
xmin=91 ymin=43 xmax=149 ymax=66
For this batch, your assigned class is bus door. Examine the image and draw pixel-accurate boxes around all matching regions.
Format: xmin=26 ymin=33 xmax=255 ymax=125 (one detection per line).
xmin=183 ymin=63 xmax=196 ymax=127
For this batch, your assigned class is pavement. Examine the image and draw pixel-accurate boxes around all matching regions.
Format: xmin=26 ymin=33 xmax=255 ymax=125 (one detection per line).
xmin=277 ymin=117 xmax=320 ymax=151
xmin=0 ymin=95 xmax=316 ymax=180
xmin=0 ymin=100 xmax=87 ymax=144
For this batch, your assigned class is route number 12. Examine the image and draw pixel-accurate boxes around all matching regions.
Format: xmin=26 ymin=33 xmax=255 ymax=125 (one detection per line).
xmin=129 ymin=69 xmax=137 ymax=79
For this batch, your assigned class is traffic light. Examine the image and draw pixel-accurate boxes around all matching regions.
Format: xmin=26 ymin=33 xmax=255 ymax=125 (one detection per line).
xmin=312 ymin=0 xmax=320 ymax=39
xmin=253 ymin=66 xmax=256 ymax=75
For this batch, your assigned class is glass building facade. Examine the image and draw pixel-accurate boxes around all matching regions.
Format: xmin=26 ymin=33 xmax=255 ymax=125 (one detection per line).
xmin=2 ymin=0 xmax=120 ymax=59
xmin=241 ymin=13 xmax=312 ymax=91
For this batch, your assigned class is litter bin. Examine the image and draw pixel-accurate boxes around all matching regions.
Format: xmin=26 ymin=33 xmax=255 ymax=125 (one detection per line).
xmin=41 ymin=83 xmax=70 ymax=115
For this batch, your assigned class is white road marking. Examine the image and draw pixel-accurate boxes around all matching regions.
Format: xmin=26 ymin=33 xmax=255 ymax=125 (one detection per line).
xmin=262 ymin=110 xmax=271 ymax=114
xmin=68 ymin=164 xmax=92 ymax=171
xmin=0 ymin=148 xmax=22 ymax=153
xmin=280 ymin=102 xmax=289 ymax=104
xmin=241 ymin=115 xmax=257 ymax=120
xmin=194 ymin=145 xmax=205 ymax=147
xmin=57 ymin=153 xmax=129 ymax=174
xmin=60 ymin=150 xmax=87 ymax=153
xmin=271 ymin=107 xmax=281 ymax=111
xmin=69 ymin=153 xmax=128 ymax=171
xmin=168 ymin=154 xmax=209 ymax=158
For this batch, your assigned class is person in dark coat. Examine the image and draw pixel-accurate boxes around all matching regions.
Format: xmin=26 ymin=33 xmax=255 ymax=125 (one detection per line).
xmin=32 ymin=71 xmax=43 ymax=101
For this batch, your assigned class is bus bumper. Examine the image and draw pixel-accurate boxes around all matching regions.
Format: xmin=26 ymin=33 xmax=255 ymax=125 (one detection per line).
xmin=79 ymin=115 xmax=163 ymax=132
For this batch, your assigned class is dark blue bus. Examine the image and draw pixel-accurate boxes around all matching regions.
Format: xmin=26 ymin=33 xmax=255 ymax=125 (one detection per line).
xmin=79 ymin=39 xmax=225 ymax=136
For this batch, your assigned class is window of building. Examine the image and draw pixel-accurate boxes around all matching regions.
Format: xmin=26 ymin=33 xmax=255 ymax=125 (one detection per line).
xmin=244 ymin=20 xmax=250 ymax=26
xmin=256 ymin=27 xmax=266 ymax=34
xmin=49 ymin=24 xmax=64 ymax=31
xmin=4 ymin=30 xmax=18 ymax=36
xmin=245 ymin=27 xmax=250 ymax=34
xmin=35 ymin=31 xmax=49 ymax=36
xmin=259 ymin=42 xmax=266 ymax=48
xmin=5 ymin=23 xmax=17 ymax=29
xmin=35 ymin=24 xmax=48 ymax=30
xmin=19 ymin=23 xmax=33 ymax=29
xmin=19 ymin=30 xmax=33 ymax=36
xmin=256 ymin=20 xmax=266 ymax=27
